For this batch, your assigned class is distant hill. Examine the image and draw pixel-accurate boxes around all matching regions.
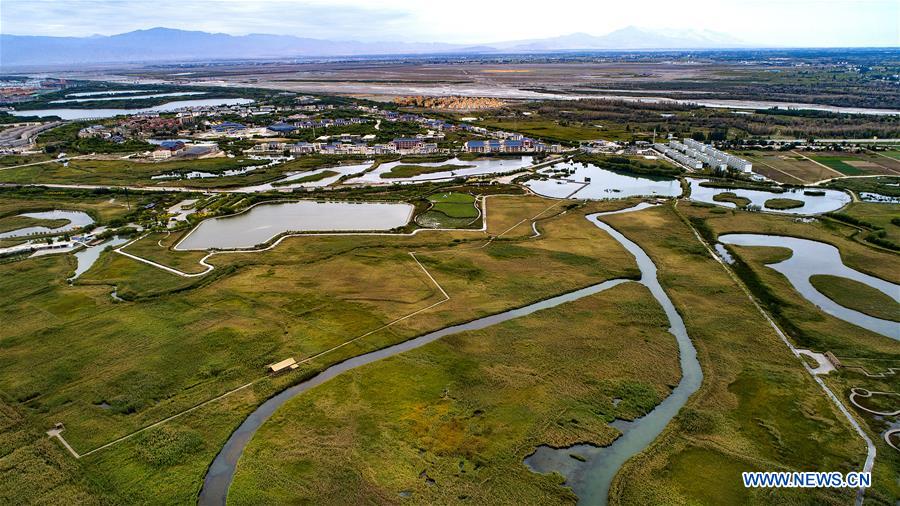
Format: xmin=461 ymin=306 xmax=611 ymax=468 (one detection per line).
xmin=495 ymin=27 xmax=747 ymax=51
xmin=0 ymin=26 xmax=748 ymax=67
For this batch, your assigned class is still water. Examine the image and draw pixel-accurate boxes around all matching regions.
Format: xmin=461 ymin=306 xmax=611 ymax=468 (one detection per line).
xmin=175 ymin=200 xmax=414 ymax=250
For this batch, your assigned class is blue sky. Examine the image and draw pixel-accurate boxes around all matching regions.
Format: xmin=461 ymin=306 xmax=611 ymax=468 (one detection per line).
xmin=2 ymin=0 xmax=898 ymax=47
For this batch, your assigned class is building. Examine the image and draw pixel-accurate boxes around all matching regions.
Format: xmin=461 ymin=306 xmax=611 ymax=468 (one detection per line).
xmin=391 ymin=138 xmax=423 ymax=151
xmin=289 ymin=142 xmax=318 ymax=155
xmin=267 ymin=357 xmax=298 ymax=374
xmin=211 ymin=121 xmax=247 ymax=134
xmin=464 ymin=138 xmax=552 ymax=154
xmin=245 ymin=141 xmax=287 ymax=155
xmin=267 ymin=122 xmax=297 ymax=134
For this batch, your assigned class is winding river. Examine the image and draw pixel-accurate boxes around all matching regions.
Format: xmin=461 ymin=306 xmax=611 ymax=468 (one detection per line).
xmin=719 ymin=234 xmax=900 ymax=340
xmin=524 ymin=203 xmax=702 ymax=504
xmin=198 ymin=202 xmax=701 ymax=505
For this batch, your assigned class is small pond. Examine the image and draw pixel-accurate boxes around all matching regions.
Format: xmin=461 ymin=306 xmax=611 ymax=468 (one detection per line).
xmin=347 ymin=156 xmax=534 ymax=184
xmin=176 ymin=200 xmax=414 ymax=250
xmin=0 ymin=210 xmax=94 ymax=239
xmin=719 ymin=233 xmax=899 ymax=340
xmin=859 ymin=192 xmax=900 ymax=204
xmin=525 ymin=162 xmax=682 ymax=200
xmin=239 ymin=163 xmax=373 ymax=192
xmin=70 ymin=236 xmax=129 ymax=280
xmin=688 ymin=179 xmax=850 ymax=215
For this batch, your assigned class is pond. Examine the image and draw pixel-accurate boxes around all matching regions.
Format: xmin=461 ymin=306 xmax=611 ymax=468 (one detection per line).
xmin=0 ymin=210 xmax=94 ymax=239
xmin=238 ymin=162 xmax=373 ymax=192
xmin=66 ymin=89 xmax=158 ymax=97
xmin=523 ymin=203 xmax=702 ymax=504
xmin=10 ymin=98 xmax=254 ymax=120
xmin=859 ymin=192 xmax=900 ymax=204
xmin=175 ymin=200 xmax=414 ymax=250
xmin=719 ymin=233 xmax=900 ymax=340
xmin=347 ymin=156 xmax=534 ymax=184
xmin=687 ymin=179 xmax=850 ymax=215
xmin=50 ymin=92 xmax=206 ymax=104
xmin=525 ymin=162 xmax=682 ymax=200
xmin=70 ymin=236 xmax=129 ymax=280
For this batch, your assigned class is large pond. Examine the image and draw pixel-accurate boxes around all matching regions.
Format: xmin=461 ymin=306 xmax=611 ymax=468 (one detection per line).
xmin=524 ymin=203 xmax=702 ymax=504
xmin=70 ymin=236 xmax=129 ymax=280
xmin=50 ymin=92 xmax=206 ymax=104
xmin=525 ymin=162 xmax=682 ymax=200
xmin=347 ymin=156 xmax=534 ymax=184
xmin=175 ymin=200 xmax=414 ymax=250
xmin=0 ymin=210 xmax=94 ymax=239
xmin=10 ymin=98 xmax=254 ymax=120
xmin=687 ymin=179 xmax=850 ymax=215
xmin=719 ymin=233 xmax=900 ymax=340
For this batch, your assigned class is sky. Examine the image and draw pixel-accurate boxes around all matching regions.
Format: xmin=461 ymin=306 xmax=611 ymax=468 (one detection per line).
xmin=1 ymin=0 xmax=898 ymax=47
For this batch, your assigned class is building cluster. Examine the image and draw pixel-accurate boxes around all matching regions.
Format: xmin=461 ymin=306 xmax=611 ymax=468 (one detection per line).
xmin=580 ymin=139 xmax=623 ymax=154
xmin=245 ymin=137 xmax=439 ymax=157
xmin=78 ymin=124 xmax=126 ymax=144
xmin=0 ymin=78 xmax=68 ymax=104
xmin=464 ymin=137 xmax=563 ymax=154
xmin=151 ymin=140 xmax=220 ymax=160
xmin=654 ymin=138 xmax=753 ymax=172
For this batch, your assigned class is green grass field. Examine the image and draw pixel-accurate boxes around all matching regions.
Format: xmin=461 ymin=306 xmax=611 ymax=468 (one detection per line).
xmin=811 ymin=156 xmax=866 ymax=176
xmin=712 ymin=192 xmax=750 ymax=208
xmin=603 ymin=204 xmax=871 ymax=505
xmin=0 ymin=194 xmax=642 ymax=504
xmin=763 ymin=197 xmax=804 ymax=210
xmin=810 ymin=274 xmax=900 ymax=322
xmin=229 ymin=282 xmax=678 ymax=504
xmin=428 ymin=192 xmax=478 ymax=218
xmin=380 ymin=163 xmax=475 ymax=179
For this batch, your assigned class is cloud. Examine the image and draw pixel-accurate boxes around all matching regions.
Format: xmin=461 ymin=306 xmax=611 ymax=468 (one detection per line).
xmin=1 ymin=0 xmax=413 ymax=40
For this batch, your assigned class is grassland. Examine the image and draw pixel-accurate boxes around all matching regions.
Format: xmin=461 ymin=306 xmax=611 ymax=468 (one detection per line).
xmin=840 ymin=202 xmax=900 ymax=244
xmin=599 ymin=204 xmax=873 ymax=505
xmin=0 ymin=157 xmax=268 ymax=187
xmin=380 ymin=163 xmax=475 ymax=179
xmin=0 ymin=193 xmax=641 ymax=504
xmin=272 ymin=169 xmax=338 ymax=186
xmin=763 ymin=198 xmax=804 ymax=210
xmin=812 ymin=152 xmax=900 ymax=178
xmin=681 ymin=203 xmax=898 ymax=356
xmin=738 ymin=150 xmax=900 ymax=184
xmin=809 ymin=275 xmax=900 ymax=322
xmin=740 ymin=151 xmax=838 ymax=184
xmin=229 ymin=282 xmax=678 ymax=504
xmin=712 ymin=192 xmax=750 ymax=208
xmin=416 ymin=192 xmax=480 ymax=229
xmin=0 ymin=215 xmax=69 ymax=234
xmin=474 ymin=117 xmax=614 ymax=144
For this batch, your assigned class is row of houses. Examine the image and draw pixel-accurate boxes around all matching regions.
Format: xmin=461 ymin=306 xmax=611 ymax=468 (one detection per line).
xmin=245 ymin=137 xmax=440 ymax=156
xmin=654 ymin=139 xmax=753 ymax=172
xmin=463 ymin=138 xmax=563 ymax=154
xmin=681 ymin=138 xmax=753 ymax=172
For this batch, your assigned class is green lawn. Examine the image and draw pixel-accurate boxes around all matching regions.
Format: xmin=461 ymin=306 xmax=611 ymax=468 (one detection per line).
xmin=810 ymin=274 xmax=900 ymax=322
xmin=380 ymin=164 xmax=475 ymax=179
xmin=763 ymin=198 xmax=804 ymax=210
xmin=712 ymin=192 xmax=751 ymax=208
xmin=811 ymin=156 xmax=865 ymax=176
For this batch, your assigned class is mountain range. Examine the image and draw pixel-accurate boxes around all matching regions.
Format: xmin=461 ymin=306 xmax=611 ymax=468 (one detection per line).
xmin=0 ymin=26 xmax=748 ymax=67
